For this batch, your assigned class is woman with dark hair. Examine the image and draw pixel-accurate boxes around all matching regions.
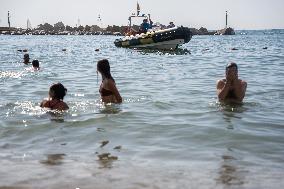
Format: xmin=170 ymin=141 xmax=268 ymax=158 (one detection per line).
xmin=40 ymin=83 xmax=69 ymax=111
xmin=97 ymin=59 xmax=122 ymax=103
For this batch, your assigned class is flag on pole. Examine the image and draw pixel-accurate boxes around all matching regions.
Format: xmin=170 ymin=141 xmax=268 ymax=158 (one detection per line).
xmin=137 ymin=2 xmax=140 ymax=15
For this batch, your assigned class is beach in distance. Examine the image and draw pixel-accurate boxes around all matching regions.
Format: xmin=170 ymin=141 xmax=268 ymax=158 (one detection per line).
xmin=0 ymin=30 xmax=284 ymax=189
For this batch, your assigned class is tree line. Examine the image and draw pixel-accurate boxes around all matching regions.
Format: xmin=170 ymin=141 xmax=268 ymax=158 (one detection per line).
xmin=36 ymin=21 xmax=140 ymax=34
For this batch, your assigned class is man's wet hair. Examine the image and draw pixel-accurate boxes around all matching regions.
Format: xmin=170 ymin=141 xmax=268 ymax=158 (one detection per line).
xmin=24 ymin=54 xmax=30 ymax=60
xmin=226 ymin=62 xmax=238 ymax=71
xmin=49 ymin=83 xmax=67 ymax=100
xmin=32 ymin=60 xmax=39 ymax=67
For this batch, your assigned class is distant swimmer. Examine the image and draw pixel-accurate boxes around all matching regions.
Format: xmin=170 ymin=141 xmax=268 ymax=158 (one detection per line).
xmin=40 ymin=83 xmax=69 ymax=111
xmin=32 ymin=59 xmax=40 ymax=70
xmin=23 ymin=54 xmax=30 ymax=64
xmin=97 ymin=59 xmax=122 ymax=103
xmin=217 ymin=62 xmax=247 ymax=103
xmin=18 ymin=49 xmax=28 ymax=52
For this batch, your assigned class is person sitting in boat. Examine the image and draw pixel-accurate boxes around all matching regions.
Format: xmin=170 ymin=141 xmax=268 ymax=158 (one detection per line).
xmin=40 ymin=83 xmax=69 ymax=111
xmin=23 ymin=54 xmax=30 ymax=65
xmin=167 ymin=21 xmax=175 ymax=28
xmin=216 ymin=62 xmax=247 ymax=103
xmin=32 ymin=59 xmax=40 ymax=70
xmin=97 ymin=59 xmax=122 ymax=104
xmin=139 ymin=19 xmax=152 ymax=33
xmin=125 ymin=27 xmax=138 ymax=36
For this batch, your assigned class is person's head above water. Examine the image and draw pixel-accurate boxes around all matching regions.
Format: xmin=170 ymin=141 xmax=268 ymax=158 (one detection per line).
xmin=97 ymin=59 xmax=114 ymax=81
xmin=49 ymin=83 xmax=67 ymax=100
xmin=226 ymin=62 xmax=238 ymax=72
xmin=32 ymin=59 xmax=39 ymax=68
xmin=225 ymin=62 xmax=238 ymax=78
xmin=143 ymin=19 xmax=148 ymax=23
xmin=23 ymin=54 xmax=30 ymax=63
xmin=24 ymin=53 xmax=29 ymax=59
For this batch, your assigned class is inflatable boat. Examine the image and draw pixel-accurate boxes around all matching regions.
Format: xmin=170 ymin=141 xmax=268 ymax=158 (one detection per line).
xmin=114 ymin=26 xmax=192 ymax=50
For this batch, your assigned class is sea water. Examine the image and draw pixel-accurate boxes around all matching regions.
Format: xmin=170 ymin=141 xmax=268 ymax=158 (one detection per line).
xmin=0 ymin=30 xmax=284 ymax=189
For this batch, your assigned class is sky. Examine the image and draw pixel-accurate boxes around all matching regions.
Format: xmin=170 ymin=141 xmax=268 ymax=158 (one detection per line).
xmin=0 ymin=0 xmax=283 ymax=30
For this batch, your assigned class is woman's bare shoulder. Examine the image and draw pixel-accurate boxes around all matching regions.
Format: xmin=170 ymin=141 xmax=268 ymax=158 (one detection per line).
xmin=40 ymin=100 xmax=49 ymax=107
xmin=57 ymin=102 xmax=69 ymax=111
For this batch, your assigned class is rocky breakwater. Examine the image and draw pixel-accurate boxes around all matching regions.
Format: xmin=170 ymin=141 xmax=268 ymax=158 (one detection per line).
xmin=189 ymin=27 xmax=235 ymax=35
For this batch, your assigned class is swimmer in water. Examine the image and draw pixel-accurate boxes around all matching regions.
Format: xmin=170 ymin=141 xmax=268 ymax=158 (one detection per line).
xmin=216 ymin=62 xmax=247 ymax=103
xmin=97 ymin=59 xmax=122 ymax=103
xmin=23 ymin=54 xmax=30 ymax=64
xmin=40 ymin=83 xmax=69 ymax=111
xmin=32 ymin=59 xmax=40 ymax=70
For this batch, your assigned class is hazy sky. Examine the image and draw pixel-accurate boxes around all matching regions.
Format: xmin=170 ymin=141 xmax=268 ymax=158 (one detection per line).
xmin=0 ymin=0 xmax=283 ymax=29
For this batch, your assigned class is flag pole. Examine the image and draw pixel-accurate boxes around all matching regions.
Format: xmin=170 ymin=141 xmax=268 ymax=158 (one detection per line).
xmin=8 ymin=11 xmax=11 ymax=34
xmin=137 ymin=2 xmax=140 ymax=16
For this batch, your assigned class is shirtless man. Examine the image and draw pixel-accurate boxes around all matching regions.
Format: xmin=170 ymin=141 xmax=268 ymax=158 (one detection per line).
xmin=217 ymin=62 xmax=247 ymax=103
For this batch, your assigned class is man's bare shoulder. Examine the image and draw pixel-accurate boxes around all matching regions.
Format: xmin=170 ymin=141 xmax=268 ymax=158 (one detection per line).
xmin=217 ymin=78 xmax=226 ymax=83
xmin=216 ymin=79 xmax=226 ymax=87
xmin=239 ymin=79 xmax=247 ymax=86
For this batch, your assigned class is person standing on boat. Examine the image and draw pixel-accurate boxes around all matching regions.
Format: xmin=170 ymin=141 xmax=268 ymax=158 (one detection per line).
xmin=139 ymin=19 xmax=152 ymax=33
xmin=97 ymin=59 xmax=122 ymax=104
xmin=216 ymin=62 xmax=247 ymax=103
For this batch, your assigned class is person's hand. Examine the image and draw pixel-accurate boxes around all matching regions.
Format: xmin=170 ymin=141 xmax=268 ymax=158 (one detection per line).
xmin=226 ymin=72 xmax=233 ymax=83
xmin=227 ymin=68 xmax=237 ymax=81
xmin=226 ymin=73 xmax=236 ymax=90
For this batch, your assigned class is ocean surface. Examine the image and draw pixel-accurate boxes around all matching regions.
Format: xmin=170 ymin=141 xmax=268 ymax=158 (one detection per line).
xmin=0 ymin=30 xmax=284 ymax=189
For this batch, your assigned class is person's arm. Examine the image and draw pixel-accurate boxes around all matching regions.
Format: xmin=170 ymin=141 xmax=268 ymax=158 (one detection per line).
xmin=108 ymin=80 xmax=122 ymax=103
xmin=56 ymin=102 xmax=69 ymax=111
xmin=231 ymin=80 xmax=247 ymax=101
xmin=131 ymin=27 xmax=137 ymax=32
xmin=40 ymin=100 xmax=47 ymax=108
xmin=217 ymin=80 xmax=231 ymax=101
xmin=64 ymin=103 xmax=70 ymax=110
